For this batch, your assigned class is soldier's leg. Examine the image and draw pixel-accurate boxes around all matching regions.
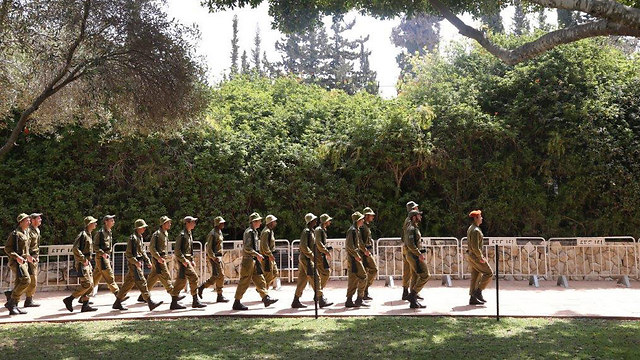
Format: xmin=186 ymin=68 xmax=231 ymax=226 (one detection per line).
xmin=155 ymin=263 xmax=175 ymax=294
xmin=365 ymin=256 xmax=378 ymax=288
xmin=101 ymin=260 xmax=120 ymax=295
xmin=317 ymin=265 xmax=330 ymax=290
xmin=402 ymin=248 xmax=411 ymax=288
xmin=355 ymin=261 xmax=367 ymax=298
xmin=72 ymin=265 xmax=94 ymax=299
xmin=25 ymin=262 xmax=38 ymax=298
xmin=10 ymin=263 xmax=31 ymax=302
xmin=131 ymin=264 xmax=151 ymax=301
xmin=252 ymin=268 xmax=268 ymax=299
xmin=116 ymin=267 xmax=136 ymax=300
xmin=413 ymin=259 xmax=431 ymax=294
xmin=185 ymin=264 xmax=199 ymax=296
xmin=466 ymin=254 xmax=482 ymax=295
xmin=294 ymin=260 xmax=309 ymax=298
xmin=263 ymin=266 xmax=274 ymax=289
xmin=171 ymin=263 xmax=187 ymax=297
xmin=234 ymin=257 xmax=254 ymax=300
xmin=214 ymin=261 xmax=225 ymax=294
xmin=477 ymin=261 xmax=494 ymax=291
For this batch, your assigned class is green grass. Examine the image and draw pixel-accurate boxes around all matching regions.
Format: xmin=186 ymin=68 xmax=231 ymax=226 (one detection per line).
xmin=0 ymin=317 xmax=639 ymax=359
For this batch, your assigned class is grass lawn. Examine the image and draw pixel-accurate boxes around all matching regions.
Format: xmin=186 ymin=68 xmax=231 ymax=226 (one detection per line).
xmin=0 ymin=316 xmax=638 ymax=359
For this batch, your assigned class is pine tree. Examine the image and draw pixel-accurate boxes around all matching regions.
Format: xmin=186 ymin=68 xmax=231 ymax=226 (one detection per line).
xmin=356 ymin=36 xmax=378 ymax=95
xmin=241 ymin=50 xmax=249 ymax=74
xmin=230 ymin=14 xmax=239 ymax=76
xmin=251 ymin=25 xmax=261 ymax=74
xmin=324 ymin=16 xmax=360 ymax=94
xmin=480 ymin=10 xmax=504 ymax=34
xmin=391 ymin=13 xmax=441 ymax=73
xmin=557 ymin=9 xmax=577 ymax=28
xmin=537 ymin=9 xmax=550 ymax=31
xmin=512 ymin=0 xmax=529 ymax=36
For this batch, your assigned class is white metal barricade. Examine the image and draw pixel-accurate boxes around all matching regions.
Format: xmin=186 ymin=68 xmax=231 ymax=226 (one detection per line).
xmin=220 ymin=239 xmax=292 ymax=283
xmin=291 ymin=238 xmax=353 ymax=280
xmin=376 ymin=237 xmax=461 ymax=279
xmin=461 ymin=237 xmax=547 ymax=279
xmin=547 ymin=237 xmax=638 ymax=279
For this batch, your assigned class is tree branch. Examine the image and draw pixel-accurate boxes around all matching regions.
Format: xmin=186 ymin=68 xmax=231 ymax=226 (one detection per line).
xmin=429 ymin=0 xmax=640 ymax=65
xmin=529 ymin=0 xmax=640 ymax=30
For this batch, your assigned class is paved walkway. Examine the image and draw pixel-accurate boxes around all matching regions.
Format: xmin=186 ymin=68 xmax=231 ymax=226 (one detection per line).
xmin=1 ymin=279 xmax=639 ymax=324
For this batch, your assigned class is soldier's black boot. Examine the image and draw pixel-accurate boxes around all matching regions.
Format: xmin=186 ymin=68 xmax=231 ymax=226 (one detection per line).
xmin=291 ymin=296 xmax=307 ymax=308
xmin=4 ymin=290 xmax=12 ymax=302
xmin=63 ymin=296 xmax=74 ymax=312
xmin=216 ymin=293 xmax=230 ymax=303
xmin=192 ymin=295 xmax=207 ymax=308
xmin=319 ymin=296 xmax=333 ymax=308
xmin=5 ymin=299 xmax=18 ymax=315
xmin=363 ymin=288 xmax=373 ymax=301
xmin=77 ymin=298 xmax=93 ymax=305
xmin=112 ymin=298 xmax=128 ymax=311
xmin=416 ymin=293 xmax=424 ymax=300
xmin=474 ymin=289 xmax=486 ymax=303
xmin=345 ymin=297 xmax=356 ymax=308
xmin=354 ymin=296 xmax=369 ymax=307
xmin=147 ymin=298 xmax=163 ymax=311
xmin=137 ymin=294 xmax=146 ymax=303
xmin=469 ymin=294 xmax=483 ymax=305
xmin=176 ymin=294 xmax=186 ymax=301
xmin=81 ymin=300 xmax=98 ymax=312
xmin=409 ymin=291 xmax=425 ymax=309
xmin=232 ymin=299 xmax=248 ymax=310
xmin=170 ymin=296 xmax=186 ymax=310
xmin=197 ymin=284 xmax=205 ymax=299
xmin=262 ymin=295 xmax=278 ymax=307
xmin=401 ymin=287 xmax=409 ymax=301
xmin=24 ymin=297 xmax=40 ymax=307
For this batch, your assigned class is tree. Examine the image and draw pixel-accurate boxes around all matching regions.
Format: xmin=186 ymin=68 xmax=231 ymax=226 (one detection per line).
xmin=512 ymin=0 xmax=530 ymax=35
xmin=356 ymin=37 xmax=379 ymax=94
xmin=203 ymin=0 xmax=640 ymax=65
xmin=480 ymin=9 xmax=504 ymax=33
xmin=241 ymin=50 xmax=249 ymax=73
xmin=324 ymin=16 xmax=360 ymax=94
xmin=251 ymin=25 xmax=262 ymax=74
xmin=230 ymin=14 xmax=239 ymax=75
xmin=0 ymin=0 xmax=209 ymax=157
xmin=391 ymin=13 xmax=442 ymax=73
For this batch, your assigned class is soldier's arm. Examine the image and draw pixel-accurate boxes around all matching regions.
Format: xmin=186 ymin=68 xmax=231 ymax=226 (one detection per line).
xmin=174 ymin=234 xmax=188 ymax=264
xmin=213 ymin=232 xmax=223 ymax=257
xmin=260 ymin=230 xmax=273 ymax=257
xmin=29 ymin=231 xmax=40 ymax=257
xmin=314 ymin=228 xmax=330 ymax=255
xmin=470 ymin=229 xmax=483 ymax=258
xmin=242 ymin=231 xmax=260 ymax=257
xmin=345 ymin=230 xmax=360 ymax=259
xmin=205 ymin=232 xmax=215 ymax=259
xmin=125 ymin=235 xmax=138 ymax=265
xmin=299 ymin=231 xmax=314 ymax=259
xmin=149 ymin=233 xmax=161 ymax=260
xmin=358 ymin=227 xmax=368 ymax=253
xmin=72 ymin=233 xmax=86 ymax=263
xmin=93 ymin=232 xmax=105 ymax=257
xmin=4 ymin=233 xmax=18 ymax=259
xmin=404 ymin=228 xmax=421 ymax=257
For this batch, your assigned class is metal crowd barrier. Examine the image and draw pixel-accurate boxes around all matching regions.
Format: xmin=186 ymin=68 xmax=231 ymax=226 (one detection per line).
xmin=547 ymin=237 xmax=638 ymax=279
xmin=220 ymin=239 xmax=292 ymax=283
xmin=376 ymin=237 xmax=461 ymax=279
xmin=291 ymin=238 xmax=353 ymax=280
xmin=461 ymin=237 xmax=547 ymax=279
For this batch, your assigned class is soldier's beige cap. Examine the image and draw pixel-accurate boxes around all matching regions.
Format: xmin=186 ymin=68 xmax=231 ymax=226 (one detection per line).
xmin=134 ymin=219 xmax=148 ymax=229
xmin=305 ymin=213 xmax=317 ymax=224
xmin=159 ymin=216 xmax=172 ymax=225
xmin=29 ymin=213 xmax=42 ymax=219
xmin=103 ymin=215 xmax=116 ymax=221
xmin=319 ymin=213 xmax=332 ymax=224
xmin=363 ymin=207 xmax=376 ymax=216
xmin=84 ymin=216 xmax=98 ymax=226
xmin=214 ymin=216 xmax=226 ymax=226
xmin=183 ymin=216 xmax=198 ymax=223
xmin=265 ymin=214 xmax=277 ymax=225
xmin=16 ymin=213 xmax=29 ymax=223
xmin=249 ymin=212 xmax=262 ymax=223
xmin=406 ymin=201 xmax=419 ymax=212
xmin=351 ymin=211 xmax=364 ymax=223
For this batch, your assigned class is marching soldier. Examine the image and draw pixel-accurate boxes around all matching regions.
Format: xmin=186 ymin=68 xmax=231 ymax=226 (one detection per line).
xmin=232 ymin=212 xmax=278 ymax=310
xmin=63 ymin=216 xmax=99 ymax=313
xmin=467 ymin=210 xmax=493 ymax=305
xmin=197 ymin=216 xmax=229 ymax=303
xmin=146 ymin=216 xmax=185 ymax=304
xmin=404 ymin=210 xmax=430 ymax=309
xmin=292 ymin=213 xmax=328 ymax=309
xmin=24 ymin=213 xmax=42 ymax=307
xmin=4 ymin=213 xmax=32 ymax=315
xmin=260 ymin=214 xmax=279 ymax=290
xmin=112 ymin=219 xmax=163 ymax=311
xmin=360 ymin=207 xmax=378 ymax=300
xmin=170 ymin=216 xmax=206 ymax=309
xmin=401 ymin=201 xmax=420 ymax=301
xmin=92 ymin=215 xmax=121 ymax=300
xmin=314 ymin=213 xmax=334 ymax=307
xmin=345 ymin=211 xmax=368 ymax=308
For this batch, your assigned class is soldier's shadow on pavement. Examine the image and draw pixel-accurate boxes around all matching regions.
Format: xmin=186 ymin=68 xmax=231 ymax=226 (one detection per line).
xmin=274 ymin=307 xmax=315 ymax=315
xmin=451 ymin=305 xmax=485 ymax=312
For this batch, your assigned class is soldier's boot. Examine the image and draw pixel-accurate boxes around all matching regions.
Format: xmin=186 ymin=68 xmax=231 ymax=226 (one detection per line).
xmin=78 ymin=298 xmax=93 ymax=305
xmin=291 ymin=296 xmax=307 ymax=309
xmin=345 ymin=297 xmax=356 ymax=308
xmin=63 ymin=296 xmax=75 ymax=312
xmin=14 ymin=303 xmax=27 ymax=314
xmin=137 ymin=294 xmax=146 ymax=303
xmin=192 ymin=295 xmax=207 ymax=308
xmin=112 ymin=298 xmax=129 ymax=311
xmin=216 ymin=293 xmax=230 ymax=303
xmin=81 ymin=301 xmax=98 ymax=312
xmin=170 ymin=296 xmax=186 ymax=310
xmin=363 ymin=288 xmax=373 ymax=301
xmin=416 ymin=293 xmax=424 ymax=300
xmin=4 ymin=290 xmax=12 ymax=302
xmin=401 ymin=287 xmax=409 ymax=301
xmin=262 ymin=295 xmax=278 ymax=307
xmin=197 ymin=284 xmax=205 ymax=299
xmin=5 ymin=299 xmax=18 ymax=316
xmin=474 ymin=289 xmax=486 ymax=303
xmin=469 ymin=294 xmax=483 ymax=305
xmin=147 ymin=298 xmax=163 ymax=311
xmin=175 ymin=294 xmax=186 ymax=301
xmin=24 ymin=297 xmax=40 ymax=307
xmin=354 ymin=296 xmax=369 ymax=307
xmin=409 ymin=291 xmax=426 ymax=309
xmin=232 ymin=299 xmax=248 ymax=311
xmin=319 ymin=296 xmax=333 ymax=308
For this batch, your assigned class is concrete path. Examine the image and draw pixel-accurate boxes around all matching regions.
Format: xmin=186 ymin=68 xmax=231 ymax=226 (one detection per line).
xmin=1 ymin=279 xmax=639 ymax=324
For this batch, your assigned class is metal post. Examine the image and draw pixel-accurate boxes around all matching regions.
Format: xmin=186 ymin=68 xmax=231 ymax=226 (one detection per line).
xmin=495 ymin=244 xmax=500 ymax=322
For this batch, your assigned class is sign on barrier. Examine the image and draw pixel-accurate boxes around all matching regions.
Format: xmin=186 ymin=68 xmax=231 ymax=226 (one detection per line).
xmin=547 ymin=237 xmax=638 ymax=279
xmin=376 ymin=237 xmax=460 ymax=280
xmin=461 ymin=237 xmax=547 ymax=279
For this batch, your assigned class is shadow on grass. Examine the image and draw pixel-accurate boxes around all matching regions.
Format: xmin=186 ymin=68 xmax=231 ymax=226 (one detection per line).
xmin=1 ymin=316 xmax=640 ymax=359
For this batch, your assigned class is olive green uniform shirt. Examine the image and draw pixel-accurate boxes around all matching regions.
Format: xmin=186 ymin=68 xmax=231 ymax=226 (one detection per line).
xmin=404 ymin=221 xmax=422 ymax=257
xmin=359 ymin=222 xmax=373 ymax=253
xmin=126 ymin=232 xmax=150 ymax=266
xmin=314 ymin=226 xmax=330 ymax=256
xmin=174 ymin=230 xmax=195 ymax=263
xmin=27 ymin=226 xmax=40 ymax=258
xmin=4 ymin=227 xmax=30 ymax=264
xmin=242 ymin=227 xmax=261 ymax=259
xmin=345 ymin=224 xmax=363 ymax=259
xmin=299 ymin=227 xmax=314 ymax=260
xmin=467 ymin=224 xmax=484 ymax=258
xmin=93 ymin=228 xmax=113 ymax=258
xmin=150 ymin=229 xmax=170 ymax=261
xmin=72 ymin=229 xmax=93 ymax=265
xmin=206 ymin=228 xmax=223 ymax=259
xmin=260 ymin=227 xmax=275 ymax=257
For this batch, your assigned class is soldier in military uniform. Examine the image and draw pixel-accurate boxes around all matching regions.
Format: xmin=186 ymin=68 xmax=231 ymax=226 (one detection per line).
xmin=4 ymin=213 xmax=32 ymax=315
xmin=360 ymin=207 xmax=378 ymax=300
xmin=292 ymin=213 xmax=329 ymax=308
xmin=467 ymin=210 xmax=493 ymax=305
xmin=197 ymin=216 xmax=229 ymax=303
xmin=401 ymin=201 xmax=420 ymax=301
xmin=314 ymin=213 xmax=334 ymax=307
xmin=404 ymin=210 xmax=430 ymax=309
xmin=63 ymin=216 xmax=99 ymax=312
xmin=232 ymin=212 xmax=278 ymax=310
xmin=91 ymin=215 xmax=121 ymax=300
xmin=24 ymin=213 xmax=42 ymax=308
xmin=112 ymin=219 xmax=163 ymax=311
xmin=260 ymin=214 xmax=279 ymax=290
xmin=146 ymin=216 xmax=185 ymax=305
xmin=170 ymin=216 xmax=206 ymax=309
xmin=345 ymin=212 xmax=368 ymax=308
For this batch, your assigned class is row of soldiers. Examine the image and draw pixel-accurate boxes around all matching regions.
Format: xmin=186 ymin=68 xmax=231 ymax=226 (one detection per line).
xmin=3 ymin=202 xmax=493 ymax=315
